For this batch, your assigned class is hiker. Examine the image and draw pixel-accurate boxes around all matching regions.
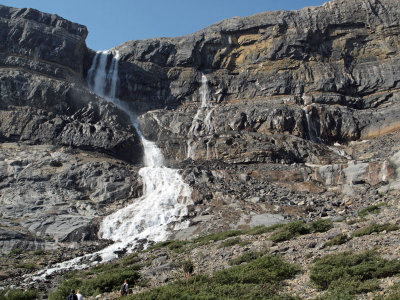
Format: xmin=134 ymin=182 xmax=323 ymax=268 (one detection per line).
xmin=120 ymin=280 xmax=128 ymax=296
xmin=76 ymin=289 xmax=84 ymax=300
xmin=67 ymin=289 xmax=78 ymax=300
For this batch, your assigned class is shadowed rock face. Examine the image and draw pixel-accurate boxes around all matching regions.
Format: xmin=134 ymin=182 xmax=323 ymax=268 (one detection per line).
xmin=0 ymin=5 xmax=143 ymax=164
xmin=0 ymin=5 xmax=143 ymax=249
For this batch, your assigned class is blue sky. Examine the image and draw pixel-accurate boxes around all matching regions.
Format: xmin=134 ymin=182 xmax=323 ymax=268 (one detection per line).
xmin=1 ymin=0 xmax=328 ymax=50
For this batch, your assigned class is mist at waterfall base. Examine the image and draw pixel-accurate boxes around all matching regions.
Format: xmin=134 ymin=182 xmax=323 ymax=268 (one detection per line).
xmin=34 ymin=51 xmax=192 ymax=278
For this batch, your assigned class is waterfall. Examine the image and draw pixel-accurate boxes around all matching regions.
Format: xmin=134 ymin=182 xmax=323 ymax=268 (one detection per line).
xmin=90 ymin=50 xmax=192 ymax=259
xmin=302 ymin=94 xmax=322 ymax=143
xmin=34 ymin=50 xmax=192 ymax=278
xmin=381 ymin=160 xmax=389 ymax=182
xmin=187 ymin=74 xmax=215 ymax=159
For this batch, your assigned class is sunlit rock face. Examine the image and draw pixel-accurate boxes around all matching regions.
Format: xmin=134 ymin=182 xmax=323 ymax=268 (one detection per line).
xmin=115 ymin=0 xmax=400 ymax=164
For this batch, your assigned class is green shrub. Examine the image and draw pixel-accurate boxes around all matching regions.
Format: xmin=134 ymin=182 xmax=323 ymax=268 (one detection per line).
xmin=325 ymin=234 xmax=350 ymax=247
xmin=49 ymin=259 xmax=141 ymax=300
xmin=315 ymin=275 xmax=379 ymax=300
xmin=218 ymin=237 xmax=241 ymax=249
xmin=309 ymin=219 xmax=333 ymax=233
xmin=310 ymin=250 xmax=400 ymax=295
xmin=229 ymin=250 xmax=266 ymax=266
xmin=32 ymin=249 xmax=46 ymax=256
xmin=269 ymin=221 xmax=310 ymax=242
xmin=0 ymin=289 xmax=39 ymax=300
xmin=15 ymin=262 xmax=38 ymax=270
xmin=193 ymin=230 xmax=243 ymax=245
xmin=358 ymin=203 xmax=386 ymax=217
xmin=146 ymin=240 xmax=174 ymax=251
xmin=352 ymin=223 xmax=399 ymax=237
xmin=128 ymin=255 xmax=300 ymax=300
xmin=167 ymin=240 xmax=190 ymax=252
xmin=8 ymin=249 xmax=23 ymax=256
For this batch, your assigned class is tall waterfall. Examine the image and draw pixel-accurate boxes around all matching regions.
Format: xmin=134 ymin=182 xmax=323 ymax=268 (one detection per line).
xmin=34 ymin=51 xmax=192 ymax=278
xmin=89 ymin=50 xmax=192 ymax=261
xmin=187 ymin=74 xmax=216 ymax=159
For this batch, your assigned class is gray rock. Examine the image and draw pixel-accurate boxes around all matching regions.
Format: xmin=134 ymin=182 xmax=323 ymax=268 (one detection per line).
xmin=249 ymin=213 xmax=286 ymax=228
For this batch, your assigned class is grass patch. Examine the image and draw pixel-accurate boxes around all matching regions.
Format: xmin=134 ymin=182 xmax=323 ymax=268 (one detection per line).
xmin=0 ymin=289 xmax=39 ymax=300
xmin=358 ymin=203 xmax=387 ymax=217
xmin=325 ymin=234 xmax=350 ymax=247
xmin=310 ymin=250 xmax=400 ymax=298
xmin=352 ymin=223 xmax=399 ymax=237
xmin=127 ymin=254 xmax=300 ymax=300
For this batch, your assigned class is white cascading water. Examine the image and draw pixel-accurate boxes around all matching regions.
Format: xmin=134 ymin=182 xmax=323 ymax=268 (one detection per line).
xmin=381 ymin=160 xmax=389 ymax=182
xmin=90 ymin=50 xmax=192 ymax=260
xmin=33 ymin=50 xmax=192 ymax=278
xmin=302 ymin=94 xmax=322 ymax=143
xmin=187 ymin=74 xmax=215 ymax=159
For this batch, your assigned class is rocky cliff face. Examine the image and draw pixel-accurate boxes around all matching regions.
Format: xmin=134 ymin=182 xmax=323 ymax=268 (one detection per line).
xmin=1 ymin=0 xmax=400 ymax=289
xmin=0 ymin=5 xmax=143 ymax=254
xmin=111 ymin=0 xmax=400 ymax=237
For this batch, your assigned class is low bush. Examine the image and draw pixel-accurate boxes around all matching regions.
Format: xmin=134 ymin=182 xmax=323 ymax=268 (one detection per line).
xmin=325 ymin=234 xmax=350 ymax=247
xmin=229 ymin=250 xmax=266 ymax=266
xmin=352 ymin=223 xmax=399 ymax=237
xmin=310 ymin=250 xmax=400 ymax=298
xmin=32 ymin=249 xmax=46 ymax=256
xmin=0 ymin=289 xmax=39 ymax=300
xmin=193 ymin=230 xmax=243 ymax=245
xmin=309 ymin=219 xmax=333 ymax=233
xmin=358 ymin=203 xmax=387 ymax=217
xmin=269 ymin=221 xmax=310 ymax=242
xmin=218 ymin=237 xmax=241 ymax=249
xmin=49 ymin=259 xmax=141 ymax=300
xmin=15 ymin=262 xmax=38 ymax=270
xmin=128 ymin=255 xmax=300 ymax=299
